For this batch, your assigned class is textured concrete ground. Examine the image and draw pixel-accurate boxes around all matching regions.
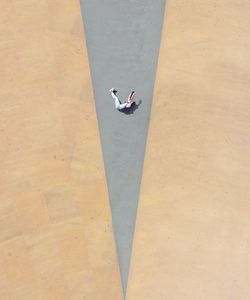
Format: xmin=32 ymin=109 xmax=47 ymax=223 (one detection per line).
xmin=2 ymin=0 xmax=250 ymax=299
xmin=80 ymin=0 xmax=165 ymax=295
xmin=0 ymin=1 xmax=122 ymax=299
xmin=127 ymin=0 xmax=250 ymax=299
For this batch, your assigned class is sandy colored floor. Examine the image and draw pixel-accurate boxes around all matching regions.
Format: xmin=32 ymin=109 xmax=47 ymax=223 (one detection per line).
xmin=2 ymin=0 xmax=250 ymax=299
xmin=0 ymin=1 xmax=122 ymax=299
xmin=127 ymin=0 xmax=250 ymax=299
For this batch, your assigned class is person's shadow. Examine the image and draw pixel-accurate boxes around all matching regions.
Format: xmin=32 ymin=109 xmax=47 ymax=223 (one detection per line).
xmin=121 ymin=100 xmax=142 ymax=115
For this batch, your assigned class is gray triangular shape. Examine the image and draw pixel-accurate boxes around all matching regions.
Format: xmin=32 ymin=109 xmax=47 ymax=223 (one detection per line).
xmin=80 ymin=1 xmax=166 ymax=297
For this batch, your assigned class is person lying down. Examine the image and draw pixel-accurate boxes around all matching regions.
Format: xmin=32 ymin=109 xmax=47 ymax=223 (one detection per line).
xmin=109 ymin=88 xmax=136 ymax=111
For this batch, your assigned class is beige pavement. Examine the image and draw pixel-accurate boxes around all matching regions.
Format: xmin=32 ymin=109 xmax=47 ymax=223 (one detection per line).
xmin=0 ymin=1 xmax=122 ymax=299
xmin=127 ymin=0 xmax=250 ymax=299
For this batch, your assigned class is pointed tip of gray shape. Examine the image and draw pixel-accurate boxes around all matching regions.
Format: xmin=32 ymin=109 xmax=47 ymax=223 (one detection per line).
xmin=79 ymin=0 xmax=166 ymax=297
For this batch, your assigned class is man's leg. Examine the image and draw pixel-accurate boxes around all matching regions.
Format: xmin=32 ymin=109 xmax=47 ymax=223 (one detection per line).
xmin=119 ymin=103 xmax=128 ymax=109
xmin=109 ymin=88 xmax=124 ymax=110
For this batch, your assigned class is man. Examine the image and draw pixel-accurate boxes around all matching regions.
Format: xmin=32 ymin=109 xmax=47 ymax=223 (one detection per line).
xmin=109 ymin=88 xmax=136 ymax=111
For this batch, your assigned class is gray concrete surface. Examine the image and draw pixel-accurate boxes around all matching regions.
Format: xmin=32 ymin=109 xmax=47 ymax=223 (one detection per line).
xmin=80 ymin=1 xmax=165 ymax=296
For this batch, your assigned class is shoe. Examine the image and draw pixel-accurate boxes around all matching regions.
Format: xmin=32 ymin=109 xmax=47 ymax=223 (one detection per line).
xmin=109 ymin=88 xmax=117 ymax=94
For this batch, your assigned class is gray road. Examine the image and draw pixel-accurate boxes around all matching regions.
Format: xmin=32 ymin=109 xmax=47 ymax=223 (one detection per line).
xmin=80 ymin=1 xmax=165 ymax=296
